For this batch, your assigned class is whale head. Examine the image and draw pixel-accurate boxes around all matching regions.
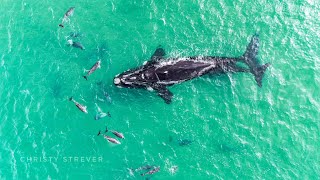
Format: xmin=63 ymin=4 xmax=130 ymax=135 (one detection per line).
xmin=113 ymin=70 xmax=147 ymax=89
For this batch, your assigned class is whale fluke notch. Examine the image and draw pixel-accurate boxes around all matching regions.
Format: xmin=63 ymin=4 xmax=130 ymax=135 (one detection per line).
xmin=152 ymin=84 xmax=173 ymax=104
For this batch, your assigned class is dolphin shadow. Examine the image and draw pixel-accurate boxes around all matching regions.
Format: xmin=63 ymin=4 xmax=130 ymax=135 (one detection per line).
xmin=169 ymin=136 xmax=193 ymax=147
xmin=50 ymin=77 xmax=67 ymax=99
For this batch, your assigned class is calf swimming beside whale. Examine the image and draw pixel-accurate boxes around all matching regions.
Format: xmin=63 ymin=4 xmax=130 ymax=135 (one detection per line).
xmin=114 ymin=34 xmax=270 ymax=104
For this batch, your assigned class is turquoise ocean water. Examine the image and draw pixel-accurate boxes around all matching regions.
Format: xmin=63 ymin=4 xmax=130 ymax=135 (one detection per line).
xmin=1 ymin=0 xmax=319 ymax=179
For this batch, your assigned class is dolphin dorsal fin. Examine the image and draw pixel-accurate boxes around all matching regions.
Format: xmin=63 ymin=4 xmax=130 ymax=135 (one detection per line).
xmin=151 ymin=46 xmax=165 ymax=61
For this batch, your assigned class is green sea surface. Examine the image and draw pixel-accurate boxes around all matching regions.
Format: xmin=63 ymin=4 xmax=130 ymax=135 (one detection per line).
xmin=0 ymin=0 xmax=319 ymax=179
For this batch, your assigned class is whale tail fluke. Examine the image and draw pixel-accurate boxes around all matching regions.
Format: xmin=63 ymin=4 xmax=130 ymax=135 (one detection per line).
xmin=253 ymin=63 xmax=270 ymax=87
xmin=240 ymin=34 xmax=270 ymax=87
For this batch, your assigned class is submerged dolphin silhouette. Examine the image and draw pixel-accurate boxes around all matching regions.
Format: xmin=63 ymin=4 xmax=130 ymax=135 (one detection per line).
xmin=114 ymin=34 xmax=270 ymax=104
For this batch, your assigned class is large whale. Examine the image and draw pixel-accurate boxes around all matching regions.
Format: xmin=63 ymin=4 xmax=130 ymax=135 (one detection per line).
xmin=114 ymin=34 xmax=270 ymax=104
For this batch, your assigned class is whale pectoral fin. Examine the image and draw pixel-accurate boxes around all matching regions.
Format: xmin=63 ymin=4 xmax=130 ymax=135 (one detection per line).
xmin=143 ymin=46 xmax=166 ymax=69
xmin=151 ymin=46 xmax=165 ymax=61
xmin=152 ymin=84 xmax=173 ymax=104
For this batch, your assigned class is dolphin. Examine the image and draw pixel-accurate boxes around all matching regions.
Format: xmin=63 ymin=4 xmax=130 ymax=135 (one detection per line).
xmin=83 ymin=60 xmax=101 ymax=80
xmin=103 ymin=92 xmax=112 ymax=103
xmin=97 ymin=130 xmax=121 ymax=144
xmin=132 ymin=165 xmax=154 ymax=172
xmin=94 ymin=103 xmax=107 ymax=120
xmin=105 ymin=127 xmax=125 ymax=139
xmin=69 ymin=32 xmax=83 ymax=38
xmin=67 ymin=39 xmax=85 ymax=50
xmin=59 ymin=7 xmax=75 ymax=28
xmin=69 ymin=97 xmax=87 ymax=113
xmin=128 ymin=165 xmax=155 ymax=177
xmin=104 ymin=135 xmax=121 ymax=144
xmin=141 ymin=166 xmax=160 ymax=176
xmin=178 ymin=139 xmax=193 ymax=146
xmin=114 ymin=34 xmax=270 ymax=104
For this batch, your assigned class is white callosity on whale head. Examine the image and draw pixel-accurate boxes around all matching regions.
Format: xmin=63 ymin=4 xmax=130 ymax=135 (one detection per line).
xmin=114 ymin=78 xmax=121 ymax=85
xmin=121 ymin=78 xmax=133 ymax=85
xmin=155 ymin=58 xmax=216 ymax=69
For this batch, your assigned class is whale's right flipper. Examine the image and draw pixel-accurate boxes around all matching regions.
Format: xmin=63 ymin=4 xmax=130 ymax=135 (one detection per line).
xmin=152 ymin=84 xmax=173 ymax=104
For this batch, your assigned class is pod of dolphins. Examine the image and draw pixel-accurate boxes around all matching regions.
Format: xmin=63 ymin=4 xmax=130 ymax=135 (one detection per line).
xmin=60 ymin=6 xmax=271 ymax=178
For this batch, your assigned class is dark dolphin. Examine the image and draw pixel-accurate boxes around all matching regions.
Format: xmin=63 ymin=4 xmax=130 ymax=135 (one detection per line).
xmin=67 ymin=40 xmax=85 ymax=50
xmin=59 ymin=7 xmax=75 ymax=28
xmin=178 ymin=139 xmax=193 ymax=146
xmin=114 ymin=34 xmax=270 ymax=104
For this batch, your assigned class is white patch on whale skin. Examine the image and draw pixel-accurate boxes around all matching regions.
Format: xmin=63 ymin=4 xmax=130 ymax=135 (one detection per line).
xmin=122 ymin=79 xmax=133 ymax=85
xmin=155 ymin=58 xmax=217 ymax=69
xmin=157 ymin=80 xmax=184 ymax=85
xmin=147 ymin=87 xmax=154 ymax=91
xmin=114 ymin=78 xmax=120 ymax=85
xmin=143 ymin=61 xmax=148 ymax=65
xmin=67 ymin=39 xmax=73 ymax=45
xmin=130 ymin=77 xmax=136 ymax=80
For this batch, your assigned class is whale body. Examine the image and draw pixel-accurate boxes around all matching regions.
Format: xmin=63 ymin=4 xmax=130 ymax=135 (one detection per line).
xmin=114 ymin=35 xmax=270 ymax=104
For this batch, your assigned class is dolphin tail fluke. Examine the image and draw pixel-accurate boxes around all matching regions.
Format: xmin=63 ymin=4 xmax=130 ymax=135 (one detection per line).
xmin=69 ymin=97 xmax=73 ymax=101
xmin=83 ymin=76 xmax=88 ymax=80
xmin=105 ymin=126 xmax=108 ymax=133
xmin=241 ymin=34 xmax=270 ymax=87
xmin=97 ymin=130 xmax=101 ymax=136
xmin=59 ymin=24 xmax=64 ymax=28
